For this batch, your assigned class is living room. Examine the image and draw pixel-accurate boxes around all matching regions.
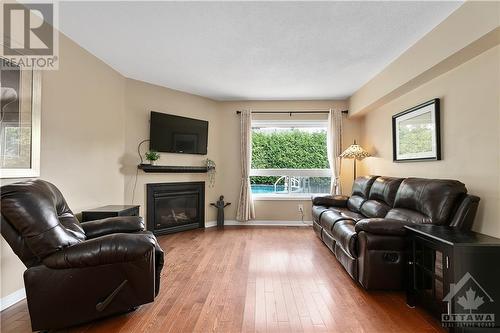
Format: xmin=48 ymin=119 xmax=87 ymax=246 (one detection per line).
xmin=1 ymin=1 xmax=499 ymax=332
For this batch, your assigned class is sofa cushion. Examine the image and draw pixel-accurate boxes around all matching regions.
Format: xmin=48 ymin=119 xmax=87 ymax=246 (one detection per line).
xmin=347 ymin=196 xmax=365 ymax=213
xmin=347 ymin=176 xmax=378 ymax=213
xmin=320 ymin=210 xmax=353 ymax=236
xmin=392 ymin=178 xmax=467 ymax=225
xmin=368 ymin=176 xmax=404 ymax=206
xmin=312 ymin=220 xmax=322 ymax=238
xmin=312 ymin=205 xmax=328 ymax=223
xmin=385 ymin=208 xmax=431 ymax=224
xmin=332 ymin=207 xmax=365 ymax=221
xmin=312 ymin=195 xmax=348 ymax=207
xmin=321 ymin=230 xmax=335 ymax=252
xmin=334 ymin=243 xmax=358 ymax=280
xmin=359 ymin=200 xmax=390 ymax=219
xmin=360 ymin=177 xmax=403 ymax=218
xmin=332 ymin=219 xmax=358 ymax=258
xmin=355 ymin=218 xmax=413 ymax=236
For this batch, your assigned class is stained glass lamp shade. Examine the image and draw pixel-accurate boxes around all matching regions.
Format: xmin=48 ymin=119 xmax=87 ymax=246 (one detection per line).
xmin=340 ymin=140 xmax=370 ymax=180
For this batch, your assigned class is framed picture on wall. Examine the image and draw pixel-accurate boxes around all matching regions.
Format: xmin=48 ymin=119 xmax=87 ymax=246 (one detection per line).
xmin=392 ymin=98 xmax=441 ymax=162
xmin=1 ymin=58 xmax=41 ymax=178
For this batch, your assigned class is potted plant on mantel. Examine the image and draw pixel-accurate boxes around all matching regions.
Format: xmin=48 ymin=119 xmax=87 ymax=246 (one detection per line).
xmin=145 ymin=150 xmax=160 ymax=166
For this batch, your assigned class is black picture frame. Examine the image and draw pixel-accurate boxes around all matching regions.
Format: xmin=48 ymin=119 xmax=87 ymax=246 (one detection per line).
xmin=392 ymin=98 xmax=441 ymax=162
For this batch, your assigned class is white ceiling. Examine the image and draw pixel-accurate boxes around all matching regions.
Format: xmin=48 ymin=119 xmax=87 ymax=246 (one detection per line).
xmin=59 ymin=1 xmax=462 ymax=101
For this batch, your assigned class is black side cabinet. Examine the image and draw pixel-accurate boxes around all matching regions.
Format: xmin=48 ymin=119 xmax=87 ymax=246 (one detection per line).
xmin=81 ymin=205 xmax=140 ymax=222
xmin=405 ymin=225 xmax=500 ymax=333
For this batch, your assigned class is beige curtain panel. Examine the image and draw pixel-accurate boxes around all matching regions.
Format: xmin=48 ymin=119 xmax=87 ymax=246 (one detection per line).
xmin=327 ymin=109 xmax=343 ymax=195
xmin=236 ymin=110 xmax=255 ymax=222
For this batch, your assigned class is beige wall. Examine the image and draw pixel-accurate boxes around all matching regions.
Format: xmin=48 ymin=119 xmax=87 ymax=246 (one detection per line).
xmin=217 ymin=100 xmax=362 ymax=221
xmin=1 ymin=33 xmax=126 ymax=299
xmin=122 ymin=79 xmax=221 ymax=222
xmin=359 ymin=45 xmax=500 ymax=237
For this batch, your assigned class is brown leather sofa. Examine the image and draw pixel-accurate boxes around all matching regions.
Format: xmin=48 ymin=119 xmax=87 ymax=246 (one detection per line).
xmin=312 ymin=176 xmax=480 ymax=290
xmin=0 ymin=180 xmax=164 ymax=331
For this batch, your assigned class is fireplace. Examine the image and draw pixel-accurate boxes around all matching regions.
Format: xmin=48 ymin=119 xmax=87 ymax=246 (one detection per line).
xmin=146 ymin=182 xmax=205 ymax=235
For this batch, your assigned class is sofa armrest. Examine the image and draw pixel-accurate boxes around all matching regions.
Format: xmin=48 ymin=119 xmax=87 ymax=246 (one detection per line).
xmin=312 ymin=195 xmax=349 ymax=208
xmin=43 ymin=233 xmax=156 ymax=269
xmin=81 ymin=216 xmax=145 ymax=239
xmin=355 ymin=218 xmax=414 ymax=236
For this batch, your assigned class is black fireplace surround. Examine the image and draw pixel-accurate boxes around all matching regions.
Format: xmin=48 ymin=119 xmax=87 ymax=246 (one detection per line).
xmin=146 ymin=182 xmax=205 ymax=235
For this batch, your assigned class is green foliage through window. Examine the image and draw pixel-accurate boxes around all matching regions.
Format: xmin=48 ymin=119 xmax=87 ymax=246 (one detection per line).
xmin=251 ymin=129 xmax=329 ymax=184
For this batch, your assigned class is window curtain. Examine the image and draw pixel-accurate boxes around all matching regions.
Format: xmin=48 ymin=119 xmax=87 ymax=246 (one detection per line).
xmin=327 ymin=109 xmax=343 ymax=195
xmin=236 ymin=110 xmax=255 ymax=222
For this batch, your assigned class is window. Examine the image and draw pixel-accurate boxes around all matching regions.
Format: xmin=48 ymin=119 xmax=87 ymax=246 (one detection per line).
xmin=0 ymin=60 xmax=41 ymax=178
xmin=250 ymin=119 xmax=331 ymax=198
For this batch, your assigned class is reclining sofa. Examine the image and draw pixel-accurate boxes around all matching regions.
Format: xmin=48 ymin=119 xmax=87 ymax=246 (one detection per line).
xmin=312 ymin=176 xmax=480 ymax=290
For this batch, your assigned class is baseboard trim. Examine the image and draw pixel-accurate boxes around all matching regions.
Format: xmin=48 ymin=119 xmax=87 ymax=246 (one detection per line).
xmin=205 ymin=220 xmax=312 ymax=228
xmin=0 ymin=288 xmax=26 ymax=311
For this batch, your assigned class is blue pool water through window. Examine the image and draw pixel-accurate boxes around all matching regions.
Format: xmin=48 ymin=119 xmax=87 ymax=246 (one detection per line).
xmin=250 ymin=184 xmax=286 ymax=194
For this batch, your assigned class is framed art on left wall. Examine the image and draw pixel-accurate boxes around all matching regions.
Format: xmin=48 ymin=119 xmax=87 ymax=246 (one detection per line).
xmin=0 ymin=59 xmax=41 ymax=178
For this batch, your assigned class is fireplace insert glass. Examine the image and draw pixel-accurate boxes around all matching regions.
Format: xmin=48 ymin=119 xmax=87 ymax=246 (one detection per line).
xmin=154 ymin=192 xmax=198 ymax=228
xmin=147 ymin=182 xmax=205 ymax=235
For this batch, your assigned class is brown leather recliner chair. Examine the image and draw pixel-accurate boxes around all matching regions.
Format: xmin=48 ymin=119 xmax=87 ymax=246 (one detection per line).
xmin=312 ymin=176 xmax=480 ymax=290
xmin=0 ymin=180 xmax=164 ymax=331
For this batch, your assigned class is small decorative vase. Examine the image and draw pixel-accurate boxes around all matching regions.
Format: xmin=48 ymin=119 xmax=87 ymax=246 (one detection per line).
xmin=149 ymin=160 xmax=156 ymax=166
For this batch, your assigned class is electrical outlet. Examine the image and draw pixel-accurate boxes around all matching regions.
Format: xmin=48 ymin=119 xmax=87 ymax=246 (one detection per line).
xmin=298 ymin=204 xmax=304 ymax=212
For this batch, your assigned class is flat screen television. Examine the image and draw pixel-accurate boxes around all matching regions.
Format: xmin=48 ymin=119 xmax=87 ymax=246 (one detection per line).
xmin=149 ymin=111 xmax=208 ymax=155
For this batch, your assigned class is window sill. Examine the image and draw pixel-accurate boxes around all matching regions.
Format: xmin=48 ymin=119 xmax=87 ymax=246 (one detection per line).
xmin=252 ymin=194 xmax=325 ymax=201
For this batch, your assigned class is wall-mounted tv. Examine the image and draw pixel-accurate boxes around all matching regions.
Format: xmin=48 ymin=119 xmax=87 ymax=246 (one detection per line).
xmin=149 ymin=111 xmax=208 ymax=155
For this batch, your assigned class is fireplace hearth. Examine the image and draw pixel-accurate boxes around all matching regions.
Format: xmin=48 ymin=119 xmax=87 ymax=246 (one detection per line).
xmin=146 ymin=182 xmax=205 ymax=235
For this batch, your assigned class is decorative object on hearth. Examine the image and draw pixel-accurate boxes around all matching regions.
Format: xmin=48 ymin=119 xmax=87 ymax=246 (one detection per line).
xmin=340 ymin=140 xmax=370 ymax=180
xmin=206 ymin=158 xmax=216 ymax=187
xmin=145 ymin=150 xmax=160 ymax=165
xmin=210 ymin=195 xmax=231 ymax=229
xmin=392 ymin=98 xmax=441 ymax=162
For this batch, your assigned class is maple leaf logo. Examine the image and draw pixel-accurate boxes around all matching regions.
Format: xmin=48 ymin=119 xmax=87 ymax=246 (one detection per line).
xmin=457 ymin=288 xmax=484 ymax=312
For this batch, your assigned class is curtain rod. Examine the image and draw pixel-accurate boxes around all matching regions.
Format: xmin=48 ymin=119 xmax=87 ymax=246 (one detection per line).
xmin=235 ymin=110 xmax=348 ymax=115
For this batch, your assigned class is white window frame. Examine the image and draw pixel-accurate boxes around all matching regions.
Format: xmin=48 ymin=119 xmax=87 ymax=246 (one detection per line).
xmin=250 ymin=119 xmax=330 ymax=200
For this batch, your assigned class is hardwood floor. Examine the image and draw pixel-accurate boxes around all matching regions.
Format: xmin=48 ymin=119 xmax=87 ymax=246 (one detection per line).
xmin=1 ymin=226 xmax=444 ymax=332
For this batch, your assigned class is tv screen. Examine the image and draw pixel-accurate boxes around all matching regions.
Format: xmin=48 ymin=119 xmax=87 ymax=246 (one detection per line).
xmin=150 ymin=111 xmax=208 ymax=154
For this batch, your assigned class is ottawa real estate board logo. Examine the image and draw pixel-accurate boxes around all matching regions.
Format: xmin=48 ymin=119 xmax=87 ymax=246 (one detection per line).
xmin=1 ymin=1 xmax=59 ymax=70
xmin=442 ymin=272 xmax=495 ymax=328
